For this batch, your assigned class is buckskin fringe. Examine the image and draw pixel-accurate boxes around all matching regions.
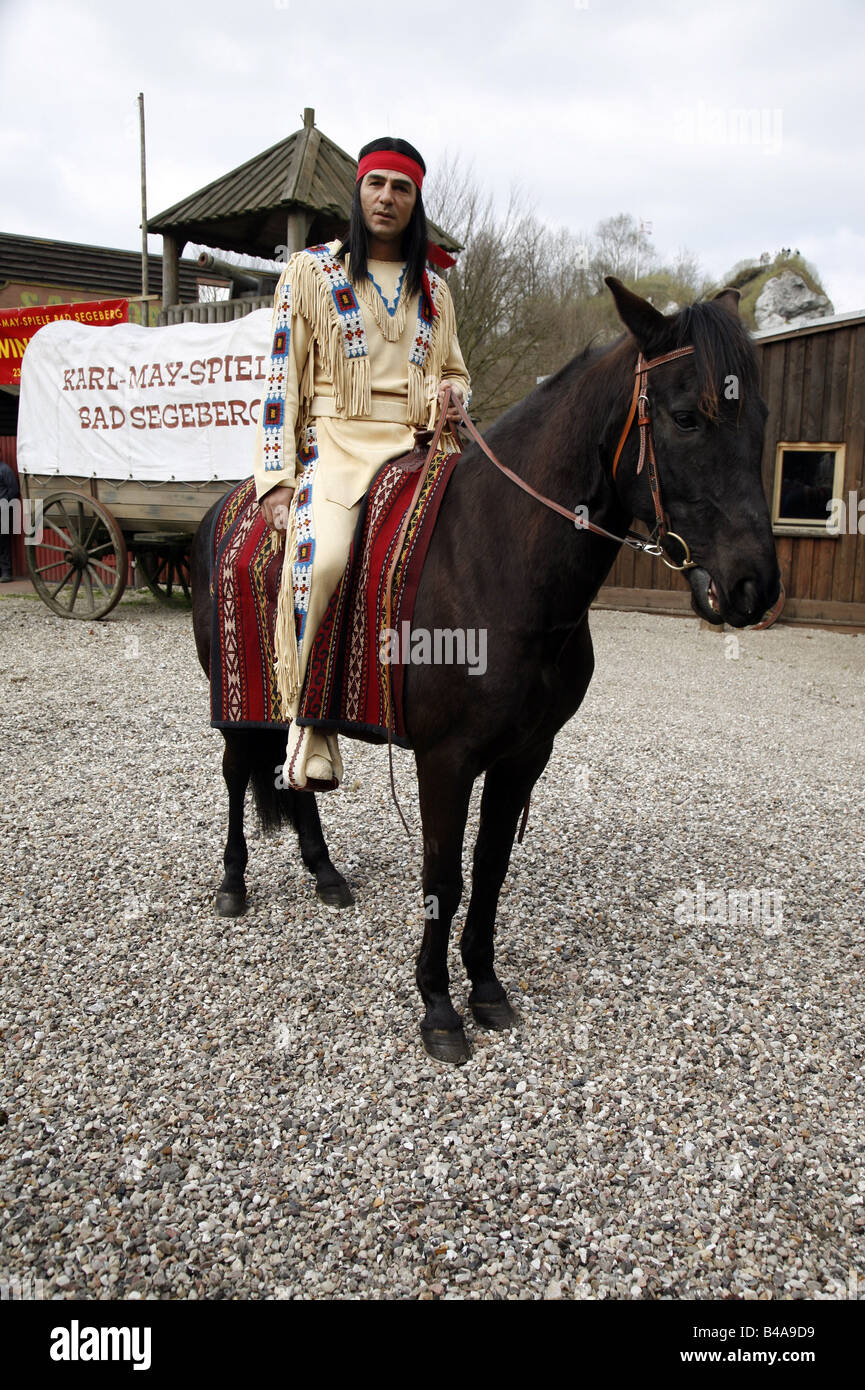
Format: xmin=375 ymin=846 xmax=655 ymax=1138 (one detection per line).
xmin=431 ymin=275 xmax=456 ymax=366
xmin=408 ymin=275 xmax=456 ymax=426
xmin=291 ymin=251 xmax=371 ymax=419
xmin=355 ymin=271 xmax=413 ymax=344
xmin=408 ymin=361 xmax=427 ymax=427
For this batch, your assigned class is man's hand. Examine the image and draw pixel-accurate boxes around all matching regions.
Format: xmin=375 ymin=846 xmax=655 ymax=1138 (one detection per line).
xmin=259 ymin=484 xmax=295 ymax=533
xmin=437 ymin=381 xmax=466 ymax=425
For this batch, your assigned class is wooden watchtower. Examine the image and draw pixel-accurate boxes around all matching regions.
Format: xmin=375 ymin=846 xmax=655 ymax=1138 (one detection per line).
xmin=149 ymin=108 xmax=458 ymax=326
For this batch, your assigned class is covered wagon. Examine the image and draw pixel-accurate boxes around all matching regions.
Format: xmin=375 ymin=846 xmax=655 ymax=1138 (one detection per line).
xmin=16 ymin=310 xmax=271 ymax=617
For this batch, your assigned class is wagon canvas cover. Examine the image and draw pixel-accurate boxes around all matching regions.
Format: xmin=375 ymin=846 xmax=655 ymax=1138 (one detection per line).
xmin=17 ymin=311 xmax=272 ymax=483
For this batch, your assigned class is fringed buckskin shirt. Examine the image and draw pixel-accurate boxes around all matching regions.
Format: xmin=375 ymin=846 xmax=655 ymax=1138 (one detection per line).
xmin=251 ymin=240 xmax=470 ymax=721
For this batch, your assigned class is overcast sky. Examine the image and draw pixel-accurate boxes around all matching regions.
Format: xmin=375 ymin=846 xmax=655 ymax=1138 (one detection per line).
xmin=1 ymin=0 xmax=861 ymax=310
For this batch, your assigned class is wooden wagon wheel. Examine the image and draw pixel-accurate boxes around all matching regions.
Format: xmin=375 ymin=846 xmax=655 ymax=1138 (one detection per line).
xmin=26 ymin=489 xmax=127 ymax=620
xmin=133 ymin=535 xmax=192 ymax=604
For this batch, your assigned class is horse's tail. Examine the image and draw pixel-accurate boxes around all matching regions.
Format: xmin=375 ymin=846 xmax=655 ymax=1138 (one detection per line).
xmin=245 ymin=730 xmax=296 ymax=836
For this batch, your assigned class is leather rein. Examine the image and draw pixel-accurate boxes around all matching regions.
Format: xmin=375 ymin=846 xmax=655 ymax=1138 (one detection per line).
xmin=384 ymin=349 xmax=781 ymax=841
xmin=382 ymin=348 xmax=698 ymax=839
xmin=444 ymin=344 xmax=698 ymax=572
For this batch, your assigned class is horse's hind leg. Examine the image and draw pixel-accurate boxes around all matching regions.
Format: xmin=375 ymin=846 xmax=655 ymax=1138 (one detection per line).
xmin=245 ymin=733 xmax=353 ymax=909
xmin=415 ymin=748 xmax=476 ymax=1064
xmin=461 ymin=740 xmax=555 ymax=1030
xmin=216 ymin=733 xmax=251 ymax=917
xmin=292 ymin=791 xmax=354 ymax=908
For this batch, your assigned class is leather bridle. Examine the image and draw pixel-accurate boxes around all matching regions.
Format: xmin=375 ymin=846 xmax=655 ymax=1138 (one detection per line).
xmin=610 ymin=346 xmax=697 ymax=571
xmin=444 ymin=344 xmax=698 ymax=573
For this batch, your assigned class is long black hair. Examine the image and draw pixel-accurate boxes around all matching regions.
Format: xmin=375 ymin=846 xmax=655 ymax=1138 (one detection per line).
xmin=337 ymin=137 xmax=429 ymax=300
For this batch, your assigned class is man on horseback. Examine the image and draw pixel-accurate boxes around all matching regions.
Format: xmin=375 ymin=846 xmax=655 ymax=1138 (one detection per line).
xmin=254 ymin=135 xmax=470 ymax=791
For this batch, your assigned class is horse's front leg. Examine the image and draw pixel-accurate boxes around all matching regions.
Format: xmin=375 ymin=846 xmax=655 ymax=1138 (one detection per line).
xmin=461 ymin=740 xmax=554 ymax=1030
xmin=415 ymin=748 xmax=475 ymax=1064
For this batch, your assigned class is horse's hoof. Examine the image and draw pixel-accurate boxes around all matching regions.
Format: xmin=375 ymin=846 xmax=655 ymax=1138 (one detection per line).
xmin=316 ymin=879 xmax=355 ymax=909
xmin=215 ymin=889 xmax=247 ymax=918
xmin=421 ymin=1025 xmax=470 ymax=1065
xmin=470 ymin=997 xmax=519 ymax=1031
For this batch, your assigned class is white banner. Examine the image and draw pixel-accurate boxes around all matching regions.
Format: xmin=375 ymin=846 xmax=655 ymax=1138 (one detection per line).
xmin=17 ymin=310 xmax=273 ymax=482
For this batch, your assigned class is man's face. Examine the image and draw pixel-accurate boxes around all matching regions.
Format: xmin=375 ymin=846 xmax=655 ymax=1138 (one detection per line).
xmin=359 ymin=168 xmax=417 ymax=246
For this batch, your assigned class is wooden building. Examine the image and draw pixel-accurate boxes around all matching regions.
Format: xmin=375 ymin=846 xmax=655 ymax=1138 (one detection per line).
xmin=149 ymin=108 xmax=459 ymax=325
xmin=598 ymin=309 xmax=865 ymax=628
xmin=0 ymin=231 xmax=229 ymax=329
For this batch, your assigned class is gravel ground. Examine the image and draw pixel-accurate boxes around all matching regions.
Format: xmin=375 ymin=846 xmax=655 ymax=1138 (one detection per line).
xmin=1 ymin=592 xmax=863 ymax=1301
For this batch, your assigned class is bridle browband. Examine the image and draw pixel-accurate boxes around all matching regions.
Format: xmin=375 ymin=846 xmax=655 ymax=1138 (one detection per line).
xmin=444 ymin=344 xmax=698 ymax=572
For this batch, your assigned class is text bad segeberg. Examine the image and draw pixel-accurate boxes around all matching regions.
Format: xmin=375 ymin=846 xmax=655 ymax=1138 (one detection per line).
xmin=61 ymin=354 xmax=269 ymax=433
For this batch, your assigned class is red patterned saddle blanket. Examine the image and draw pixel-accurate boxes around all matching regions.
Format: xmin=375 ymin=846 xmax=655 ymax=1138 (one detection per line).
xmin=210 ymin=447 xmax=460 ymax=744
xmin=210 ymin=477 xmax=286 ymax=729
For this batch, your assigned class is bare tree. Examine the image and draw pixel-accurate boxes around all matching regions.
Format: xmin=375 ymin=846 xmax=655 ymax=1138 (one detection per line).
xmin=426 ymin=171 xmax=749 ymax=422
xmin=588 ymin=213 xmax=657 ymax=293
xmin=425 ymin=158 xmax=549 ymax=420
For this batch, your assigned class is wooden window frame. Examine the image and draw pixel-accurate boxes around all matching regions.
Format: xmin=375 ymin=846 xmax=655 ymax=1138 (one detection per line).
xmin=771 ymin=442 xmax=846 ymax=538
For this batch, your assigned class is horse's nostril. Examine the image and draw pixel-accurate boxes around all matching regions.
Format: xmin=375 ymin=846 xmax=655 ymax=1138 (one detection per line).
xmin=734 ymin=578 xmax=760 ymax=618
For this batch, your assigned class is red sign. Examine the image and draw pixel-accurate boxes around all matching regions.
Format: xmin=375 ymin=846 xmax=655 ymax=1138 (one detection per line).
xmin=0 ymin=298 xmax=129 ymax=386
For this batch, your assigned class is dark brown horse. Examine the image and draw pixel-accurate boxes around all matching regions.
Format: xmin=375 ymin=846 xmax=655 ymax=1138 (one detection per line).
xmin=191 ymin=277 xmax=780 ymax=1064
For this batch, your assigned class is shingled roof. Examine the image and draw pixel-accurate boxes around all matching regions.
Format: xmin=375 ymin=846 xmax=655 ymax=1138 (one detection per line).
xmin=0 ymin=231 xmax=225 ymax=301
xmin=148 ymin=109 xmax=459 ymax=261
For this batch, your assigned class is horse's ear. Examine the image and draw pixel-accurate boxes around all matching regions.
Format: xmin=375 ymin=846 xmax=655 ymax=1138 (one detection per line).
xmin=605 ymin=276 xmax=667 ymax=350
xmin=712 ymin=286 xmax=741 ymax=316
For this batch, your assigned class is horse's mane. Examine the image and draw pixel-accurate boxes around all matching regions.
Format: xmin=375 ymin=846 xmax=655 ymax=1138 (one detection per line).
xmin=484 ymin=295 xmax=760 ymax=467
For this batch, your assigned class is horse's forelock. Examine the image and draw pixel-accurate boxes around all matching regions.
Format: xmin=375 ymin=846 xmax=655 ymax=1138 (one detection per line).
xmin=671 ymin=300 xmax=759 ymax=423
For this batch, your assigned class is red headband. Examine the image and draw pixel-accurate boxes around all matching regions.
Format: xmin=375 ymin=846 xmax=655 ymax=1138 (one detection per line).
xmin=356 ymin=150 xmax=425 ymax=191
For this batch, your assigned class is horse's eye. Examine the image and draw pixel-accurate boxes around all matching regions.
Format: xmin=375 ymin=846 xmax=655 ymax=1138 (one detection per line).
xmin=673 ymin=411 xmax=698 ymax=431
